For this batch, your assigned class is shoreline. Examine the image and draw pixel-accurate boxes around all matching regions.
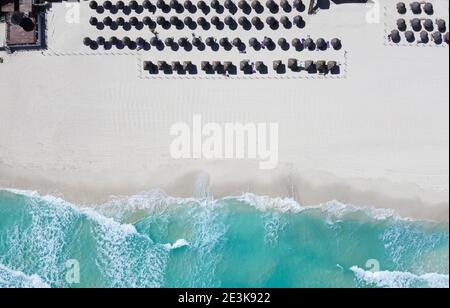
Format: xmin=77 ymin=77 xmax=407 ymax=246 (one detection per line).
xmin=1 ymin=162 xmax=448 ymax=222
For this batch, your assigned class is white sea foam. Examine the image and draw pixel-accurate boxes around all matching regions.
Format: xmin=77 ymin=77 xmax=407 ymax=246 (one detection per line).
xmin=236 ymin=192 xmax=401 ymax=222
xmin=0 ymin=263 xmax=50 ymax=288
xmin=350 ymin=266 xmax=449 ymax=288
xmin=1 ymin=188 xmax=409 ymax=224
xmin=163 ymin=239 xmax=191 ymax=250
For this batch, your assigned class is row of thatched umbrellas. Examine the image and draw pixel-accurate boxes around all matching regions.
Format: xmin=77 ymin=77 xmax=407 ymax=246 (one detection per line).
xmin=83 ymin=35 xmax=342 ymax=52
xmin=90 ymin=0 xmax=306 ymax=15
xmin=390 ymin=29 xmax=449 ymax=44
xmin=143 ymin=59 xmax=339 ymax=75
xmin=89 ymin=14 xmax=306 ymax=30
xmin=396 ymin=18 xmax=447 ymax=33
xmin=396 ymin=2 xmax=434 ymax=16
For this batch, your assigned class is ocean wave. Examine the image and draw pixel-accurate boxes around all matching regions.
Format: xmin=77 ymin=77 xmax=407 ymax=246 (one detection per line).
xmin=0 ymin=188 xmax=429 ymax=226
xmin=0 ymin=188 xmax=168 ymax=288
xmin=163 ymin=239 xmax=191 ymax=250
xmin=0 ymin=264 xmax=49 ymax=288
xmin=351 ymin=266 xmax=449 ymax=288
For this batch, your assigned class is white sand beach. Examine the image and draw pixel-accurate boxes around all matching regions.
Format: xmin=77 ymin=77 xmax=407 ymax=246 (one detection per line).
xmin=0 ymin=0 xmax=449 ymax=221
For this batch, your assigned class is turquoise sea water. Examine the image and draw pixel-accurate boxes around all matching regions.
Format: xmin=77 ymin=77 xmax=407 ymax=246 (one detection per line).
xmin=0 ymin=189 xmax=448 ymax=288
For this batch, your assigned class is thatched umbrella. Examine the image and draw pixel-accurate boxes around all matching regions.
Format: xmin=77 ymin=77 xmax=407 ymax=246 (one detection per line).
xmin=224 ymin=0 xmax=234 ymax=9
xmin=183 ymin=61 xmax=193 ymax=72
xmin=280 ymin=16 xmax=291 ymax=28
xmin=288 ymin=58 xmax=298 ymax=71
xmin=263 ymin=37 xmax=274 ymax=49
xmin=396 ymin=2 xmax=406 ymax=14
xmin=197 ymin=17 xmax=209 ymax=29
xmin=424 ymin=19 xmax=434 ymax=31
xmin=239 ymin=17 xmax=251 ymax=30
xmin=272 ymin=60 xmax=282 ymax=71
xmin=170 ymin=0 xmax=180 ymax=9
xmin=397 ymin=18 xmax=407 ymax=31
xmin=143 ymin=0 xmax=152 ymax=9
xmin=103 ymin=16 xmax=113 ymax=27
xmin=293 ymin=15 xmax=304 ymax=28
xmin=294 ymin=0 xmax=304 ymax=11
xmin=165 ymin=37 xmax=174 ymax=46
xmin=116 ymin=17 xmax=125 ymax=26
xmin=252 ymin=17 xmax=264 ymax=29
xmin=150 ymin=36 xmax=160 ymax=46
xmin=158 ymin=61 xmax=168 ymax=71
xmin=184 ymin=16 xmax=194 ymax=28
xmin=292 ymin=38 xmax=302 ymax=49
xmin=178 ymin=37 xmax=188 ymax=47
xmin=405 ymin=30 xmax=415 ymax=43
xmin=129 ymin=17 xmax=139 ymax=27
xmin=143 ymin=16 xmax=152 ymax=26
xmin=316 ymin=38 xmax=327 ymax=50
xmin=423 ymin=3 xmax=433 ymax=15
xmin=266 ymin=0 xmax=278 ymax=13
xmin=240 ymin=60 xmax=251 ymax=72
xmin=327 ymin=61 xmax=337 ymax=71
xmin=224 ymin=61 xmax=234 ymax=73
xmin=103 ymin=1 xmax=113 ymax=10
xmin=109 ymin=36 xmax=119 ymax=45
xmin=211 ymin=16 xmax=220 ymax=25
xmin=192 ymin=37 xmax=202 ymax=47
xmin=304 ymin=38 xmax=315 ymax=50
xmin=129 ymin=0 xmax=139 ymax=10
xmin=172 ymin=61 xmax=183 ymax=72
xmin=248 ymin=37 xmax=260 ymax=47
xmin=233 ymin=37 xmax=243 ymax=48
xmin=198 ymin=0 xmax=208 ymax=13
xmin=220 ymin=37 xmax=230 ymax=47
xmin=411 ymin=18 xmax=422 ymax=32
xmin=89 ymin=1 xmax=98 ymax=10
xmin=432 ymin=31 xmax=442 ymax=44
xmin=391 ymin=30 xmax=401 ymax=43
xmin=280 ymin=0 xmax=291 ymax=12
xmin=420 ymin=31 xmax=429 ymax=43
xmin=316 ymin=61 xmax=327 ymax=73
xmin=211 ymin=0 xmax=220 ymax=9
xmin=143 ymin=61 xmax=152 ymax=70
xmin=304 ymin=60 xmax=315 ymax=73
xmin=224 ymin=16 xmax=234 ymax=25
xmin=157 ymin=16 xmax=167 ymax=25
xmin=331 ymin=38 xmax=342 ymax=50
xmin=157 ymin=0 xmax=166 ymax=9
xmin=170 ymin=16 xmax=181 ymax=26
xmin=251 ymin=0 xmax=264 ymax=13
xmin=184 ymin=0 xmax=195 ymax=12
xmin=136 ymin=37 xmax=146 ymax=47
xmin=266 ymin=16 xmax=278 ymax=30
xmin=212 ymin=61 xmax=224 ymax=72
xmin=239 ymin=0 xmax=251 ymax=13
xmin=410 ymin=2 xmax=421 ymax=14
xmin=255 ymin=61 xmax=267 ymax=73
xmin=278 ymin=38 xmax=288 ymax=49
xmin=122 ymin=36 xmax=132 ymax=47
xmin=89 ymin=17 xmax=98 ymax=26
xmin=437 ymin=19 xmax=446 ymax=33
xmin=116 ymin=1 xmax=125 ymax=9
xmin=83 ymin=37 xmax=92 ymax=46
xmin=205 ymin=37 xmax=215 ymax=46
xmin=201 ymin=61 xmax=212 ymax=72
